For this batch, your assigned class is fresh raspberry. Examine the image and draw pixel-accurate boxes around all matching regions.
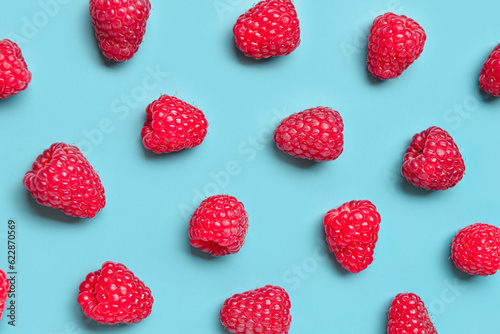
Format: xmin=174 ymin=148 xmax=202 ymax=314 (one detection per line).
xmin=189 ymin=195 xmax=248 ymax=257
xmin=388 ymin=293 xmax=437 ymax=334
xmin=367 ymin=12 xmax=426 ymax=80
xmin=23 ymin=143 xmax=106 ymax=218
xmin=451 ymin=223 xmax=500 ymax=276
xmin=0 ymin=39 xmax=31 ymax=99
xmin=401 ymin=126 xmax=465 ymax=191
xmin=77 ymin=261 xmax=153 ymax=324
xmin=479 ymin=43 xmax=500 ymax=97
xmin=141 ymin=95 xmax=208 ymax=154
xmin=233 ymin=0 xmax=300 ymax=59
xmin=273 ymin=107 xmax=344 ymax=162
xmin=324 ymin=200 xmax=381 ymax=273
xmin=89 ymin=0 xmax=151 ymax=62
xmin=220 ymin=285 xmax=291 ymax=334
xmin=0 ymin=270 xmax=10 ymax=320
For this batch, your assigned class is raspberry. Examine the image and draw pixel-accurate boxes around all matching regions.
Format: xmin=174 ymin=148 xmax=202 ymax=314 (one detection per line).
xmin=188 ymin=195 xmax=248 ymax=257
xmin=0 ymin=270 xmax=10 ymax=321
xmin=479 ymin=43 xmax=500 ymax=97
xmin=141 ymin=95 xmax=208 ymax=154
xmin=23 ymin=143 xmax=106 ymax=218
xmin=367 ymin=12 xmax=426 ymax=80
xmin=233 ymin=0 xmax=300 ymax=59
xmin=89 ymin=0 xmax=151 ymax=62
xmin=77 ymin=261 xmax=154 ymax=324
xmin=273 ymin=107 xmax=344 ymax=162
xmin=388 ymin=293 xmax=437 ymax=334
xmin=401 ymin=126 xmax=465 ymax=190
xmin=0 ymin=39 xmax=31 ymax=99
xmin=220 ymin=285 xmax=291 ymax=334
xmin=324 ymin=200 xmax=381 ymax=273
xmin=451 ymin=223 xmax=500 ymax=276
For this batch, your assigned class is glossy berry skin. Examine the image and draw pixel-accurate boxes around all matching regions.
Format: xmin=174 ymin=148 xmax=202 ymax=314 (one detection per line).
xmin=324 ymin=200 xmax=381 ymax=273
xmin=479 ymin=43 xmax=500 ymax=97
xmin=451 ymin=223 xmax=500 ymax=276
xmin=23 ymin=143 xmax=106 ymax=218
xmin=388 ymin=293 xmax=437 ymax=334
xmin=274 ymin=107 xmax=344 ymax=162
xmin=0 ymin=270 xmax=10 ymax=320
xmin=233 ymin=0 xmax=300 ymax=59
xmin=367 ymin=12 xmax=426 ymax=79
xmin=189 ymin=195 xmax=248 ymax=257
xmin=77 ymin=261 xmax=153 ymax=325
xmin=401 ymin=126 xmax=465 ymax=191
xmin=220 ymin=285 xmax=291 ymax=334
xmin=0 ymin=39 xmax=31 ymax=99
xmin=141 ymin=95 xmax=208 ymax=154
xmin=89 ymin=0 xmax=151 ymax=62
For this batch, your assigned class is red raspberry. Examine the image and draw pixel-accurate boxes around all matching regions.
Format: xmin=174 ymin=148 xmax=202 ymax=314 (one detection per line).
xmin=89 ymin=0 xmax=151 ymax=62
xmin=401 ymin=126 xmax=465 ymax=191
xmin=0 ymin=39 xmax=31 ymax=99
xmin=233 ymin=0 xmax=300 ymax=59
xmin=367 ymin=12 xmax=426 ymax=80
xmin=220 ymin=285 xmax=291 ymax=334
xmin=77 ymin=261 xmax=154 ymax=324
xmin=451 ymin=223 xmax=500 ymax=276
xmin=141 ymin=95 xmax=208 ymax=154
xmin=0 ymin=270 xmax=10 ymax=320
xmin=388 ymin=293 xmax=437 ymax=334
xmin=273 ymin=107 xmax=344 ymax=162
xmin=324 ymin=200 xmax=381 ymax=273
xmin=23 ymin=143 xmax=106 ymax=218
xmin=479 ymin=43 xmax=500 ymax=97
xmin=188 ymin=195 xmax=248 ymax=257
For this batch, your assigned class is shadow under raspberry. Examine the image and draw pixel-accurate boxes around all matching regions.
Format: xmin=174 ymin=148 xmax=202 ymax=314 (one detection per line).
xmin=398 ymin=178 xmax=435 ymax=197
xmin=365 ymin=65 xmax=384 ymax=85
xmin=476 ymin=85 xmax=498 ymax=104
xmin=76 ymin=307 xmax=135 ymax=332
xmin=229 ymin=32 xmax=281 ymax=66
xmin=140 ymin=139 xmax=199 ymax=161
xmin=24 ymin=191 xmax=81 ymax=224
xmin=271 ymin=141 xmax=324 ymax=169
xmin=0 ymin=90 xmax=31 ymax=106
xmin=188 ymin=239 xmax=219 ymax=261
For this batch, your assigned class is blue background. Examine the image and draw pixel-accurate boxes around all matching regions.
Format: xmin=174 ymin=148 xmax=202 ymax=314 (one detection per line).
xmin=1 ymin=0 xmax=500 ymax=333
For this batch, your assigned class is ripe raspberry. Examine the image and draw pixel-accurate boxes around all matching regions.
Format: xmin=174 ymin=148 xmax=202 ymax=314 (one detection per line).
xmin=0 ymin=270 xmax=10 ymax=320
xmin=23 ymin=143 xmax=106 ymax=218
xmin=0 ymin=39 xmax=31 ymax=99
xmin=141 ymin=95 xmax=208 ymax=154
xmin=324 ymin=200 xmax=381 ymax=273
xmin=77 ymin=261 xmax=153 ymax=324
xmin=401 ymin=126 xmax=465 ymax=191
xmin=220 ymin=285 xmax=291 ymax=334
xmin=89 ymin=0 xmax=151 ymax=62
xmin=189 ymin=195 xmax=248 ymax=257
xmin=273 ymin=107 xmax=344 ymax=162
xmin=479 ymin=43 xmax=500 ymax=97
xmin=388 ymin=293 xmax=437 ymax=334
xmin=451 ymin=223 xmax=500 ymax=276
xmin=367 ymin=12 xmax=426 ymax=80
xmin=233 ymin=0 xmax=300 ymax=59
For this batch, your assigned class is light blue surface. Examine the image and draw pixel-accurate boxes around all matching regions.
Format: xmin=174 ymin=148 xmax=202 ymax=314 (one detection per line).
xmin=1 ymin=0 xmax=500 ymax=333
